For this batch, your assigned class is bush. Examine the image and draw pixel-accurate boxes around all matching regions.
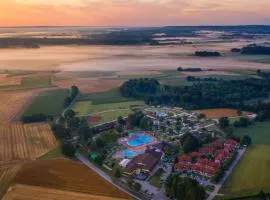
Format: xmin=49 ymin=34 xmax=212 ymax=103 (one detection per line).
xmin=61 ymin=142 xmax=76 ymax=157
xmin=21 ymin=113 xmax=47 ymax=123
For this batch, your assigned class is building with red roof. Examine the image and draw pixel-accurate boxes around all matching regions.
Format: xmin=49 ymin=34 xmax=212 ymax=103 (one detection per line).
xmin=179 ymin=154 xmax=192 ymax=163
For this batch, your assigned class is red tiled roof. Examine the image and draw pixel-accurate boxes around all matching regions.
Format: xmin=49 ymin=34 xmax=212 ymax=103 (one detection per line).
xmin=190 ymin=151 xmax=201 ymax=157
xmin=175 ymin=163 xmax=190 ymax=170
xmin=199 ymin=147 xmax=214 ymax=154
xmin=179 ymin=155 xmax=192 ymax=162
xmin=224 ymin=139 xmax=239 ymax=147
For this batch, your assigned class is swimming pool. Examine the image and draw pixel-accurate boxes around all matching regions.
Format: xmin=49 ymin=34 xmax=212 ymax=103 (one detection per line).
xmin=127 ymin=136 xmax=153 ymax=147
xmin=123 ymin=150 xmax=144 ymax=158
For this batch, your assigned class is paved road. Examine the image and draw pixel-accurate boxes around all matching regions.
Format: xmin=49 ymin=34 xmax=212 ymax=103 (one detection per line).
xmin=75 ymin=152 xmax=141 ymax=200
xmin=207 ymin=148 xmax=246 ymax=200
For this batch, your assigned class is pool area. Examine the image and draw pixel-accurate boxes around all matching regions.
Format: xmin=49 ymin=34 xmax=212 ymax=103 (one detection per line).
xmin=127 ymin=136 xmax=153 ymax=147
xmin=114 ymin=131 xmax=158 ymax=159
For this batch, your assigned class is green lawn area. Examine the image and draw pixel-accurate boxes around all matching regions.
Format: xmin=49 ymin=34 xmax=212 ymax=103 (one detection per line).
xmin=23 ymin=89 xmax=69 ymax=117
xmin=149 ymin=168 xmax=165 ymax=188
xmin=233 ymin=122 xmax=270 ymax=145
xmin=0 ymin=75 xmax=53 ymax=90
xmin=78 ymin=88 xmax=136 ymax=104
xmin=220 ymin=145 xmax=270 ymax=197
xmin=39 ymin=145 xmax=65 ymax=160
xmin=72 ymin=100 xmax=145 ymax=124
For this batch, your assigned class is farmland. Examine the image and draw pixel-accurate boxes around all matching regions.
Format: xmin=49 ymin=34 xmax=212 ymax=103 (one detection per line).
xmin=0 ymin=75 xmax=53 ymax=91
xmin=12 ymin=159 xmax=132 ymax=199
xmin=234 ymin=122 xmax=270 ymax=145
xmin=0 ymin=91 xmax=35 ymax=122
xmin=79 ymin=88 xmax=135 ymax=104
xmin=193 ymin=108 xmax=253 ymax=119
xmin=0 ymin=166 xmax=20 ymax=198
xmin=22 ymin=89 xmax=69 ymax=117
xmin=3 ymin=184 xmax=129 ymax=200
xmin=220 ymin=145 xmax=270 ymax=197
xmin=0 ymin=123 xmax=57 ymax=164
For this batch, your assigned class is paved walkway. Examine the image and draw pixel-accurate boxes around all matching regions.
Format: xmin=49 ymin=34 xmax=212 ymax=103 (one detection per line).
xmin=75 ymin=152 xmax=141 ymax=200
xmin=207 ymin=148 xmax=246 ymax=200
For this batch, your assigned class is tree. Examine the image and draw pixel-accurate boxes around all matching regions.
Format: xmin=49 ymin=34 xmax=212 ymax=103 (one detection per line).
xmin=64 ymin=109 xmax=75 ymax=120
xmin=51 ymin=124 xmax=70 ymax=139
xmin=61 ymin=142 xmax=76 ymax=157
xmin=133 ymin=182 xmax=142 ymax=192
xmin=77 ymin=124 xmax=91 ymax=142
xmin=114 ymin=167 xmax=121 ymax=178
xmin=219 ymin=117 xmax=230 ymax=129
xmin=241 ymin=135 xmax=252 ymax=146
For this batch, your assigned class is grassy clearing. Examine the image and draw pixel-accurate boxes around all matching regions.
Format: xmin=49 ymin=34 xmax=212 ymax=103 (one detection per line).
xmin=149 ymin=168 xmax=164 ymax=188
xmin=78 ymin=88 xmax=135 ymax=104
xmin=234 ymin=122 xmax=270 ymax=145
xmin=23 ymin=89 xmax=69 ymax=117
xmin=220 ymin=145 xmax=270 ymax=197
xmin=0 ymin=75 xmax=53 ymax=91
xmin=73 ymin=100 xmax=145 ymax=124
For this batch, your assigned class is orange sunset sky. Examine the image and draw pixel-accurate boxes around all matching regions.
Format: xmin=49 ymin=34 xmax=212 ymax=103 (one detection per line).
xmin=0 ymin=0 xmax=270 ymax=26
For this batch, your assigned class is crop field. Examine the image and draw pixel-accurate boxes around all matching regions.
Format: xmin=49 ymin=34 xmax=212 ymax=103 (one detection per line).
xmin=0 ymin=166 xmax=20 ymax=198
xmin=0 ymin=74 xmax=21 ymax=86
xmin=54 ymin=77 xmax=123 ymax=93
xmin=0 ymin=75 xmax=53 ymax=91
xmin=193 ymin=108 xmax=253 ymax=119
xmin=220 ymin=145 xmax=270 ymax=197
xmin=0 ymin=91 xmax=35 ymax=123
xmin=234 ymin=122 xmax=270 ymax=145
xmin=0 ymin=123 xmax=57 ymax=164
xmin=22 ymin=89 xmax=69 ymax=117
xmin=78 ymin=88 xmax=135 ymax=104
xmin=3 ymin=184 xmax=129 ymax=200
xmin=73 ymin=100 xmax=144 ymax=124
xmin=12 ymin=159 xmax=132 ymax=199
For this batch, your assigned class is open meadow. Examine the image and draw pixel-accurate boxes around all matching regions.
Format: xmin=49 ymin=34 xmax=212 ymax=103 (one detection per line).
xmin=234 ymin=122 xmax=270 ymax=145
xmin=22 ymin=89 xmax=69 ymax=117
xmin=220 ymin=145 xmax=270 ymax=197
xmin=12 ymin=159 xmax=132 ymax=199
xmin=0 ymin=123 xmax=57 ymax=165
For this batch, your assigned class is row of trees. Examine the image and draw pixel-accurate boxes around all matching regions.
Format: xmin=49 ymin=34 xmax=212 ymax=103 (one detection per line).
xmin=64 ymin=85 xmax=79 ymax=108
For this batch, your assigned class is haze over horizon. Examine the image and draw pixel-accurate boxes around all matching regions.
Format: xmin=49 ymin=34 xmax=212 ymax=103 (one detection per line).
xmin=0 ymin=0 xmax=270 ymax=27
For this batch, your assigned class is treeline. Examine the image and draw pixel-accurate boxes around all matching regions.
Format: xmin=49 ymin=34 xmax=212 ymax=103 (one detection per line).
xmin=64 ymin=85 xmax=79 ymax=108
xmin=194 ymin=51 xmax=221 ymax=57
xmin=21 ymin=114 xmax=50 ymax=123
xmin=120 ymin=78 xmax=270 ymax=110
xmin=177 ymin=67 xmax=202 ymax=72
xmin=165 ymin=174 xmax=205 ymax=200
xmin=241 ymin=45 xmax=270 ymax=55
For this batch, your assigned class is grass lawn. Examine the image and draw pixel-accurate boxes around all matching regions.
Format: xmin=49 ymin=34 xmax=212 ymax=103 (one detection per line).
xmin=73 ymin=100 xmax=145 ymax=124
xmin=23 ymin=89 xmax=69 ymax=117
xmin=149 ymin=168 xmax=164 ymax=188
xmin=39 ymin=145 xmax=65 ymax=160
xmin=0 ymin=75 xmax=53 ymax=90
xmin=220 ymin=145 xmax=270 ymax=197
xmin=234 ymin=122 xmax=270 ymax=145
xmin=79 ymin=88 xmax=135 ymax=104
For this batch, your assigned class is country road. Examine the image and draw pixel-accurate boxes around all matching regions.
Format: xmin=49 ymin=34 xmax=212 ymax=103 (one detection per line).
xmin=75 ymin=152 xmax=141 ymax=200
xmin=207 ymin=148 xmax=246 ymax=200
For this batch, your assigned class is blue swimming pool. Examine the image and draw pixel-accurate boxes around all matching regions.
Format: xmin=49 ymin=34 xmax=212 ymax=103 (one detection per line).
xmin=127 ymin=136 xmax=153 ymax=147
xmin=123 ymin=150 xmax=144 ymax=158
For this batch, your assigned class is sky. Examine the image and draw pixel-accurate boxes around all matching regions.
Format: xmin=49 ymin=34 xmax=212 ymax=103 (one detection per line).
xmin=0 ymin=0 xmax=270 ymax=26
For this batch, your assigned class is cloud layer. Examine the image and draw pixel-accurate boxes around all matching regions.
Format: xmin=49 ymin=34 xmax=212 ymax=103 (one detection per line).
xmin=0 ymin=0 xmax=269 ymax=26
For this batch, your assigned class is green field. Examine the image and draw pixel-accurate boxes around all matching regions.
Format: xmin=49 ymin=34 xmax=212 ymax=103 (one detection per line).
xmin=72 ymin=100 xmax=145 ymax=124
xmin=78 ymin=88 xmax=135 ymax=104
xmin=23 ymin=89 xmax=69 ymax=117
xmin=220 ymin=145 xmax=270 ymax=197
xmin=0 ymin=75 xmax=53 ymax=90
xmin=234 ymin=122 xmax=270 ymax=144
xmin=39 ymin=145 xmax=65 ymax=160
